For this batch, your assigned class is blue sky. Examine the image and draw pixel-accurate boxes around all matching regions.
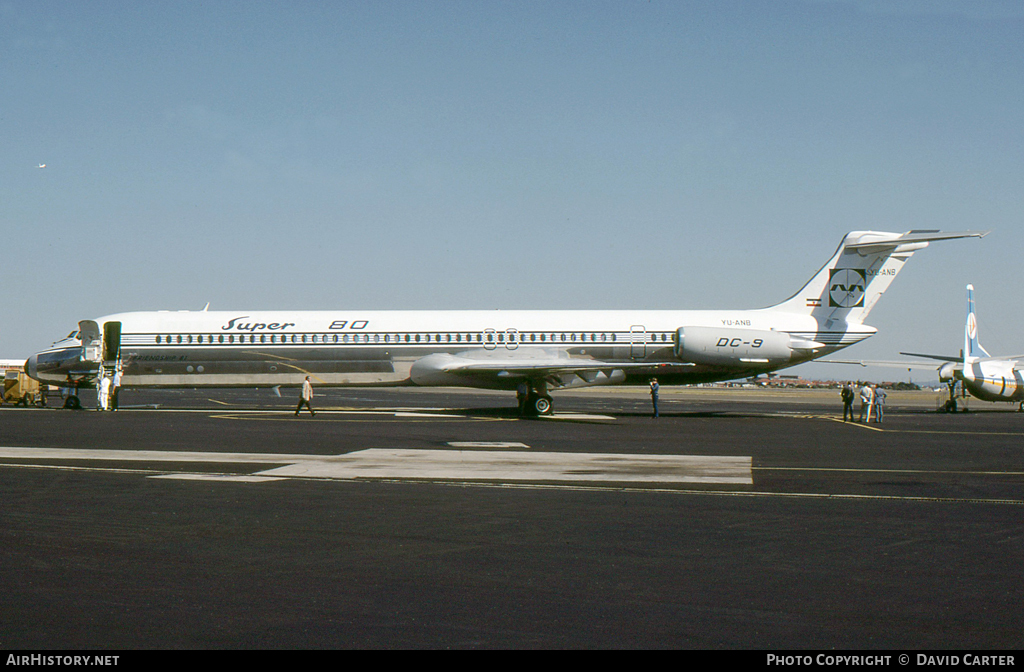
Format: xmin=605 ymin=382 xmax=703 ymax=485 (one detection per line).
xmin=2 ymin=1 xmax=1022 ymax=382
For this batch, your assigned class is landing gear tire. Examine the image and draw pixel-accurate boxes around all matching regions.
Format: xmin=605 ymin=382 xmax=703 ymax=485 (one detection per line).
xmin=532 ymin=395 xmax=553 ymax=416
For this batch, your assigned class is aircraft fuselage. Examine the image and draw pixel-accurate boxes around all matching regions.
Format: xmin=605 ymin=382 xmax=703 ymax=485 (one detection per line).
xmin=25 ymin=308 xmax=869 ymax=390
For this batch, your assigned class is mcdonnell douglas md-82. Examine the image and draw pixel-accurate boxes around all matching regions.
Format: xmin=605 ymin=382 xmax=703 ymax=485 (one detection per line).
xmin=25 ymin=230 xmax=985 ymax=414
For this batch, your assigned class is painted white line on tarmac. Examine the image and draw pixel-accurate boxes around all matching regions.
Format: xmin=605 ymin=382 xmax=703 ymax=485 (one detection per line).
xmin=0 ymin=447 xmax=312 ymax=463
xmin=150 ymin=474 xmax=287 ymax=483
xmin=0 ymin=446 xmax=751 ymax=486
xmin=255 ymin=449 xmax=752 ymax=484
xmin=447 ymin=442 xmax=530 ymax=448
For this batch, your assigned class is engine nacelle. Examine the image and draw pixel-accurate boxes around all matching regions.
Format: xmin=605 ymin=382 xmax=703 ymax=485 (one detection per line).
xmin=938 ymin=362 xmax=958 ymax=382
xmin=674 ymin=326 xmax=794 ymax=366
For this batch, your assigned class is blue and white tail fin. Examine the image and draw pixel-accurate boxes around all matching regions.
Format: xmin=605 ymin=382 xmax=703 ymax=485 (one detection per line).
xmin=769 ymin=230 xmax=987 ymax=328
xmin=964 ymin=284 xmax=990 ymax=362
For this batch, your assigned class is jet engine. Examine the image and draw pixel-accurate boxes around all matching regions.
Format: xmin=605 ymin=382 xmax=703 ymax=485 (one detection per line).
xmin=674 ymin=326 xmax=822 ymax=366
xmin=938 ymin=362 xmax=958 ymax=382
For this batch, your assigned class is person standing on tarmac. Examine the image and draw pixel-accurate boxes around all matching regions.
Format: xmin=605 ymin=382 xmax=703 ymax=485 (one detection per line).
xmin=295 ymin=375 xmax=315 ymax=417
xmin=859 ymin=383 xmax=874 ymax=422
xmin=96 ymin=374 xmax=111 ymax=411
xmin=873 ymin=385 xmax=886 ymax=423
xmin=517 ymin=381 xmax=529 ymax=416
xmin=650 ymin=378 xmax=660 ymax=418
xmin=111 ymin=367 xmax=121 ymax=411
xmin=841 ymin=383 xmax=855 ymax=422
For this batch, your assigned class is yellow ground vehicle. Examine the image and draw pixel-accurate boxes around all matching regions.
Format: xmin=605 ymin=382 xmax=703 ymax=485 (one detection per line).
xmin=2 ymin=369 xmax=46 ymax=406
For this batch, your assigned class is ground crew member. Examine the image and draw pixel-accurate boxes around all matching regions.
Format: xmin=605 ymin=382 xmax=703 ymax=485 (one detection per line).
xmin=295 ymin=376 xmax=315 ymax=417
xmin=97 ymin=375 xmax=111 ymax=411
xmin=650 ymin=378 xmax=660 ymax=418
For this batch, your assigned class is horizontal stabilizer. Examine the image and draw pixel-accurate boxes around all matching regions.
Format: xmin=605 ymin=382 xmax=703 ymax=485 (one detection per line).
xmin=844 ymin=230 xmax=988 ymax=251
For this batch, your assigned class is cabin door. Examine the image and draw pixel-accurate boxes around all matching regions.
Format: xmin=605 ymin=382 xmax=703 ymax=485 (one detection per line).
xmin=630 ymin=325 xmax=646 ymax=359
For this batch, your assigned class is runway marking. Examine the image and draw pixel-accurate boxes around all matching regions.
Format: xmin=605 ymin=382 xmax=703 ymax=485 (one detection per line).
xmin=0 ymin=447 xmax=311 ymax=464
xmin=0 ymin=446 xmax=750 ymax=486
xmin=538 ymin=412 xmax=617 ymax=422
xmin=447 ymin=442 xmax=530 ymax=448
xmin=1 ymin=455 xmax=1020 ymax=505
xmin=253 ymin=450 xmax=753 ymax=484
xmin=426 ymin=481 xmax=1024 ymax=506
xmin=394 ymin=412 xmax=467 ymax=418
xmin=151 ymin=473 xmax=287 ymax=483
xmin=797 ymin=414 xmax=1024 ymax=437
xmin=756 ymin=466 xmax=1024 ymax=476
xmin=208 ymin=412 xmax=508 ymax=423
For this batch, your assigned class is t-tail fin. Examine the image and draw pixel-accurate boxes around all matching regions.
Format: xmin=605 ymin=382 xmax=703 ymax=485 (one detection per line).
xmin=964 ymin=284 xmax=990 ymax=362
xmin=768 ymin=230 xmax=987 ymax=327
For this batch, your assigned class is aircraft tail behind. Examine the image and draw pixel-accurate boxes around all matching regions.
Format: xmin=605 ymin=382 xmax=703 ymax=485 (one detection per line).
xmin=964 ymin=283 xmax=990 ymax=362
xmin=768 ymin=230 xmax=987 ymax=328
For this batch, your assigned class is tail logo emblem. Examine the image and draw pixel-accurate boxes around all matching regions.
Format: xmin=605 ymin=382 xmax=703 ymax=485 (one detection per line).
xmin=967 ymin=313 xmax=977 ymax=341
xmin=829 ymin=268 xmax=866 ymax=308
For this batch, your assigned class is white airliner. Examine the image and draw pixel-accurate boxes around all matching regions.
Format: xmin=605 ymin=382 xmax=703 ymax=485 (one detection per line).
xmin=900 ymin=284 xmax=1024 ymax=411
xmin=25 ymin=230 xmax=985 ymax=414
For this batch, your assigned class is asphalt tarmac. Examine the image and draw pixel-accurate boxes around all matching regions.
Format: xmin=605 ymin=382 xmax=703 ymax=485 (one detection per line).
xmin=1 ymin=386 xmax=1022 ymax=649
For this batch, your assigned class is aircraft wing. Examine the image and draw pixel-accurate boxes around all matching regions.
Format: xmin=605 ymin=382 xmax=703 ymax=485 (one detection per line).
xmin=818 ymin=358 xmax=945 ymax=370
xmin=897 ymin=351 xmax=1024 ymax=364
xmin=410 ymin=351 xmax=695 ymax=388
xmin=434 ymin=356 xmax=694 ymax=377
xmin=899 ymin=352 xmax=962 ymax=363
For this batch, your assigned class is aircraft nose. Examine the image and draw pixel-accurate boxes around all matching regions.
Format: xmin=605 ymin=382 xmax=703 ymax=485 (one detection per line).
xmin=24 ymin=354 xmax=37 ymax=380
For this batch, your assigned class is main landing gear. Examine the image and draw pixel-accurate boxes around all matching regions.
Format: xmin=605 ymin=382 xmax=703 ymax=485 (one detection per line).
xmin=937 ymin=381 xmax=962 ymax=411
xmin=527 ymin=391 xmax=553 ymax=416
xmin=517 ymin=382 xmax=554 ymax=416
